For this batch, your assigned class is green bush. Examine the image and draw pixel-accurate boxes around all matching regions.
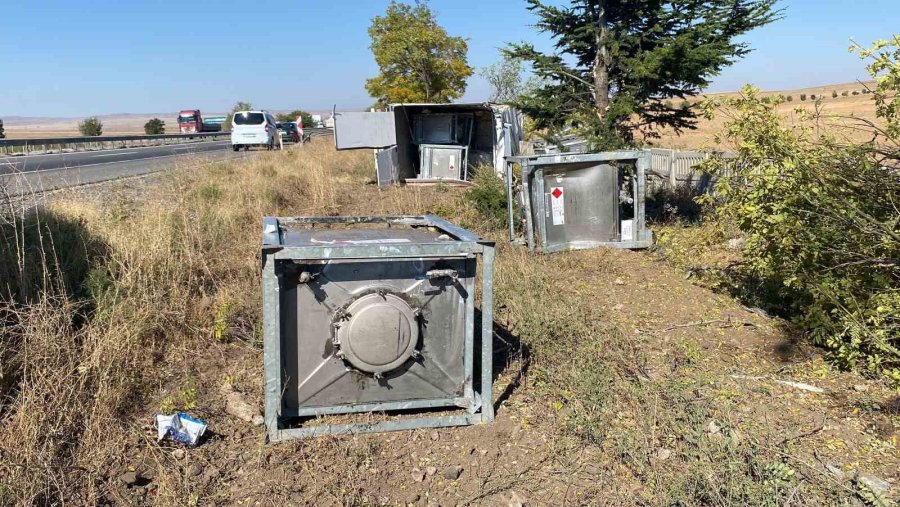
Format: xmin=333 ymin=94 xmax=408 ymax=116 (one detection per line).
xmin=799 ymin=94 xmax=806 ymax=101
xmin=462 ymin=167 xmax=508 ymax=230
xmin=78 ymin=116 xmax=103 ymax=136
xmin=842 ymin=91 xmax=849 ymax=97
xmin=143 ymin=118 xmax=165 ymax=135
xmin=786 ymin=95 xmax=793 ymax=101
xmin=810 ymin=93 xmax=816 ymax=100
xmin=699 ymin=84 xmax=900 ymax=384
xmin=831 ymin=90 xmax=838 ymax=98
xmin=852 ymin=90 xmax=860 ymax=95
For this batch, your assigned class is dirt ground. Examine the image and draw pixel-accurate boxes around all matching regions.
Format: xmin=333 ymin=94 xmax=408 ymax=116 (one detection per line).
xmin=50 ymin=163 xmax=897 ymax=506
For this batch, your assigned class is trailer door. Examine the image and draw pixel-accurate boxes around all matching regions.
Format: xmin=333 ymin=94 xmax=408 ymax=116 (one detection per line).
xmin=333 ymin=112 xmax=397 ymax=150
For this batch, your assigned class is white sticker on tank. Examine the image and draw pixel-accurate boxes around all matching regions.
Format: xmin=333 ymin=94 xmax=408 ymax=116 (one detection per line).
xmin=550 ymin=186 xmax=565 ymax=225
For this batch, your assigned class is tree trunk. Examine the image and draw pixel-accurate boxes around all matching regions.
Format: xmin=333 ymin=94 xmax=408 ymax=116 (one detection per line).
xmin=593 ymin=0 xmax=610 ymax=119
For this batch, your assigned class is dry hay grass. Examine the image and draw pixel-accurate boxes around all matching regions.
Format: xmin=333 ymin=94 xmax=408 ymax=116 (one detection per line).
xmin=0 ymin=139 xmax=896 ymax=505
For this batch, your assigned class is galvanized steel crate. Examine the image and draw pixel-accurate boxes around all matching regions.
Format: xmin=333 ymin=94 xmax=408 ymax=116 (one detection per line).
xmin=261 ymin=215 xmax=496 ymax=440
xmin=506 ymin=151 xmax=653 ymax=252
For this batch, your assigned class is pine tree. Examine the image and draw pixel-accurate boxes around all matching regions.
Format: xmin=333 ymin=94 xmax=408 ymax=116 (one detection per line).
xmin=508 ymin=0 xmax=780 ymax=149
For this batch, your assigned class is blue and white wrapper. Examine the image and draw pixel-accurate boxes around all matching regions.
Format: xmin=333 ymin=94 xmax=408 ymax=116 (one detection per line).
xmin=156 ymin=413 xmax=208 ymax=446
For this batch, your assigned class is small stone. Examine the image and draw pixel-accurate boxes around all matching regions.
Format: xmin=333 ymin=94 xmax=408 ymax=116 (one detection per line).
xmin=656 ymin=448 xmax=672 ymax=461
xmin=186 ymin=465 xmax=202 ymax=478
xmin=858 ymin=474 xmax=890 ymax=495
xmin=727 ymin=238 xmax=746 ymax=250
xmin=430 ymin=431 xmax=439 ymax=441
xmin=707 ymin=421 xmax=721 ymax=434
xmin=252 ymin=415 xmax=265 ymax=426
xmin=412 ymin=468 xmax=426 ymax=482
xmin=425 ymin=466 xmax=437 ymax=476
xmin=119 ymin=471 xmax=138 ymax=486
xmin=853 ymin=384 xmax=869 ymax=392
xmin=507 ymin=490 xmax=526 ymax=507
xmin=442 ymin=465 xmax=463 ymax=480
xmin=614 ymin=278 xmax=626 ymax=286
xmin=171 ymin=449 xmax=185 ymax=460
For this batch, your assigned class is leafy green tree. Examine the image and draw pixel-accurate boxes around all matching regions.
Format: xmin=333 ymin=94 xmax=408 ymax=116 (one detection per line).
xmin=223 ymin=101 xmax=253 ymax=131
xmin=143 ymin=118 xmax=165 ymax=135
xmin=365 ymin=1 xmax=473 ymax=106
xmin=508 ymin=0 xmax=780 ymax=149
xmin=276 ymin=110 xmax=316 ymax=127
xmin=78 ymin=116 xmax=103 ymax=136
xmin=480 ymin=53 xmax=528 ymax=104
xmin=853 ymin=35 xmax=900 ymax=135
xmin=698 ymin=54 xmax=900 ymax=383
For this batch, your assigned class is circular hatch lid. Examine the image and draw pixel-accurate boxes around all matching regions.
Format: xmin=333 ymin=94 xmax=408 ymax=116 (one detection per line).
xmin=335 ymin=293 xmax=419 ymax=374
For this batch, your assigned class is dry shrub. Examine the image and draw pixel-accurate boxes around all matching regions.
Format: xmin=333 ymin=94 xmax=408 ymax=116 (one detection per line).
xmin=0 ymin=141 xmax=371 ymax=503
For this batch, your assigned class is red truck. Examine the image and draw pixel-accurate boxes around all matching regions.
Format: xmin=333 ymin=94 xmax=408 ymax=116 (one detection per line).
xmin=177 ymin=110 xmax=225 ymax=134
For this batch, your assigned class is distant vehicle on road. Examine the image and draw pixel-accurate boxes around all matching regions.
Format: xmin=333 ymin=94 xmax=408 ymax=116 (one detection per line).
xmin=277 ymin=122 xmax=301 ymax=143
xmin=177 ymin=110 xmax=224 ymax=134
xmin=231 ymin=111 xmax=278 ymax=151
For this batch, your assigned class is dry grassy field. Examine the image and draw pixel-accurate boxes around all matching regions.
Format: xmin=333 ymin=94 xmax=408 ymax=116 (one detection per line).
xmin=652 ymin=80 xmax=881 ymax=150
xmin=1 ymin=140 xmax=896 ymax=505
xmin=2 ymin=114 xmax=180 ymax=138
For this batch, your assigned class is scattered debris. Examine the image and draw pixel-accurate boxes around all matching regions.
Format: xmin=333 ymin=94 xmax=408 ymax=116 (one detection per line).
xmin=172 ymin=448 xmax=186 ymax=460
xmin=156 ymin=413 xmax=208 ymax=446
xmin=646 ymin=318 xmax=756 ymax=334
xmin=614 ymin=278 xmax=626 ymax=286
xmin=853 ymin=384 xmax=869 ymax=392
xmin=707 ymin=421 xmax=721 ymax=435
xmin=825 ymin=463 xmax=845 ymax=479
xmin=221 ymin=383 xmax=265 ymax=426
xmin=741 ymin=305 xmax=771 ymax=318
xmin=730 ymin=374 xmax=825 ymax=394
xmin=442 ymin=465 xmax=463 ymax=480
xmin=774 ymin=380 xmax=824 ymax=393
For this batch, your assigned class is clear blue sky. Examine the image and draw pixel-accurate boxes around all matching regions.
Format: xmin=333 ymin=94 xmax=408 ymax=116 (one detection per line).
xmin=1 ymin=0 xmax=897 ymax=117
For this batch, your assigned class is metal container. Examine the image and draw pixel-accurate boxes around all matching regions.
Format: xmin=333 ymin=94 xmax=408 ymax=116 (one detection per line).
xmin=419 ymin=144 xmax=468 ymax=180
xmin=261 ymin=215 xmax=495 ymax=440
xmin=506 ymin=151 xmax=653 ymax=252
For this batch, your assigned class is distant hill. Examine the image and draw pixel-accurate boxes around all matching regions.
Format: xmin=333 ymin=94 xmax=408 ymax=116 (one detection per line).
xmin=653 ymin=80 xmax=881 ymax=150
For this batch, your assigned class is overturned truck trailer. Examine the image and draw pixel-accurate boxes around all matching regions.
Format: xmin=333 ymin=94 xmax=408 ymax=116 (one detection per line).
xmin=334 ymin=103 xmax=523 ymax=186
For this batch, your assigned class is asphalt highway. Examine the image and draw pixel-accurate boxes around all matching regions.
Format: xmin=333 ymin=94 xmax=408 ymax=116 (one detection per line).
xmin=0 ymin=140 xmax=233 ymax=175
xmin=0 ymin=140 xmax=248 ymax=196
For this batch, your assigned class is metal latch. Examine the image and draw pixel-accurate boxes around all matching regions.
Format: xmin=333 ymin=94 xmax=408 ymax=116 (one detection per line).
xmin=425 ymin=269 xmax=458 ymax=280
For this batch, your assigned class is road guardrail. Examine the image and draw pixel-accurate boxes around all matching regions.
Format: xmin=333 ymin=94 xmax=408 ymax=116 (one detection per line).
xmin=0 ymin=132 xmax=230 ymax=156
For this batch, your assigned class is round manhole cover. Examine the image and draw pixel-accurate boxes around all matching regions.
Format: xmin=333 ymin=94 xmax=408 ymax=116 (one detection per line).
xmin=335 ymin=293 xmax=419 ymax=374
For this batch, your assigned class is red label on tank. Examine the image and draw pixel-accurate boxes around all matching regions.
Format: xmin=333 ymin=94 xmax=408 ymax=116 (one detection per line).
xmin=551 ymin=188 xmax=563 ymax=199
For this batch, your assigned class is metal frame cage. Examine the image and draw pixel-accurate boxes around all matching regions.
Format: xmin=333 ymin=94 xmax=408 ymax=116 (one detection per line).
xmin=506 ymin=151 xmax=654 ymax=253
xmin=261 ymin=215 xmax=496 ymax=440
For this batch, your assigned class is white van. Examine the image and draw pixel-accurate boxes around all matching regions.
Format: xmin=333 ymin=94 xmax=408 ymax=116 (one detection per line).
xmin=231 ymin=111 xmax=278 ymax=151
